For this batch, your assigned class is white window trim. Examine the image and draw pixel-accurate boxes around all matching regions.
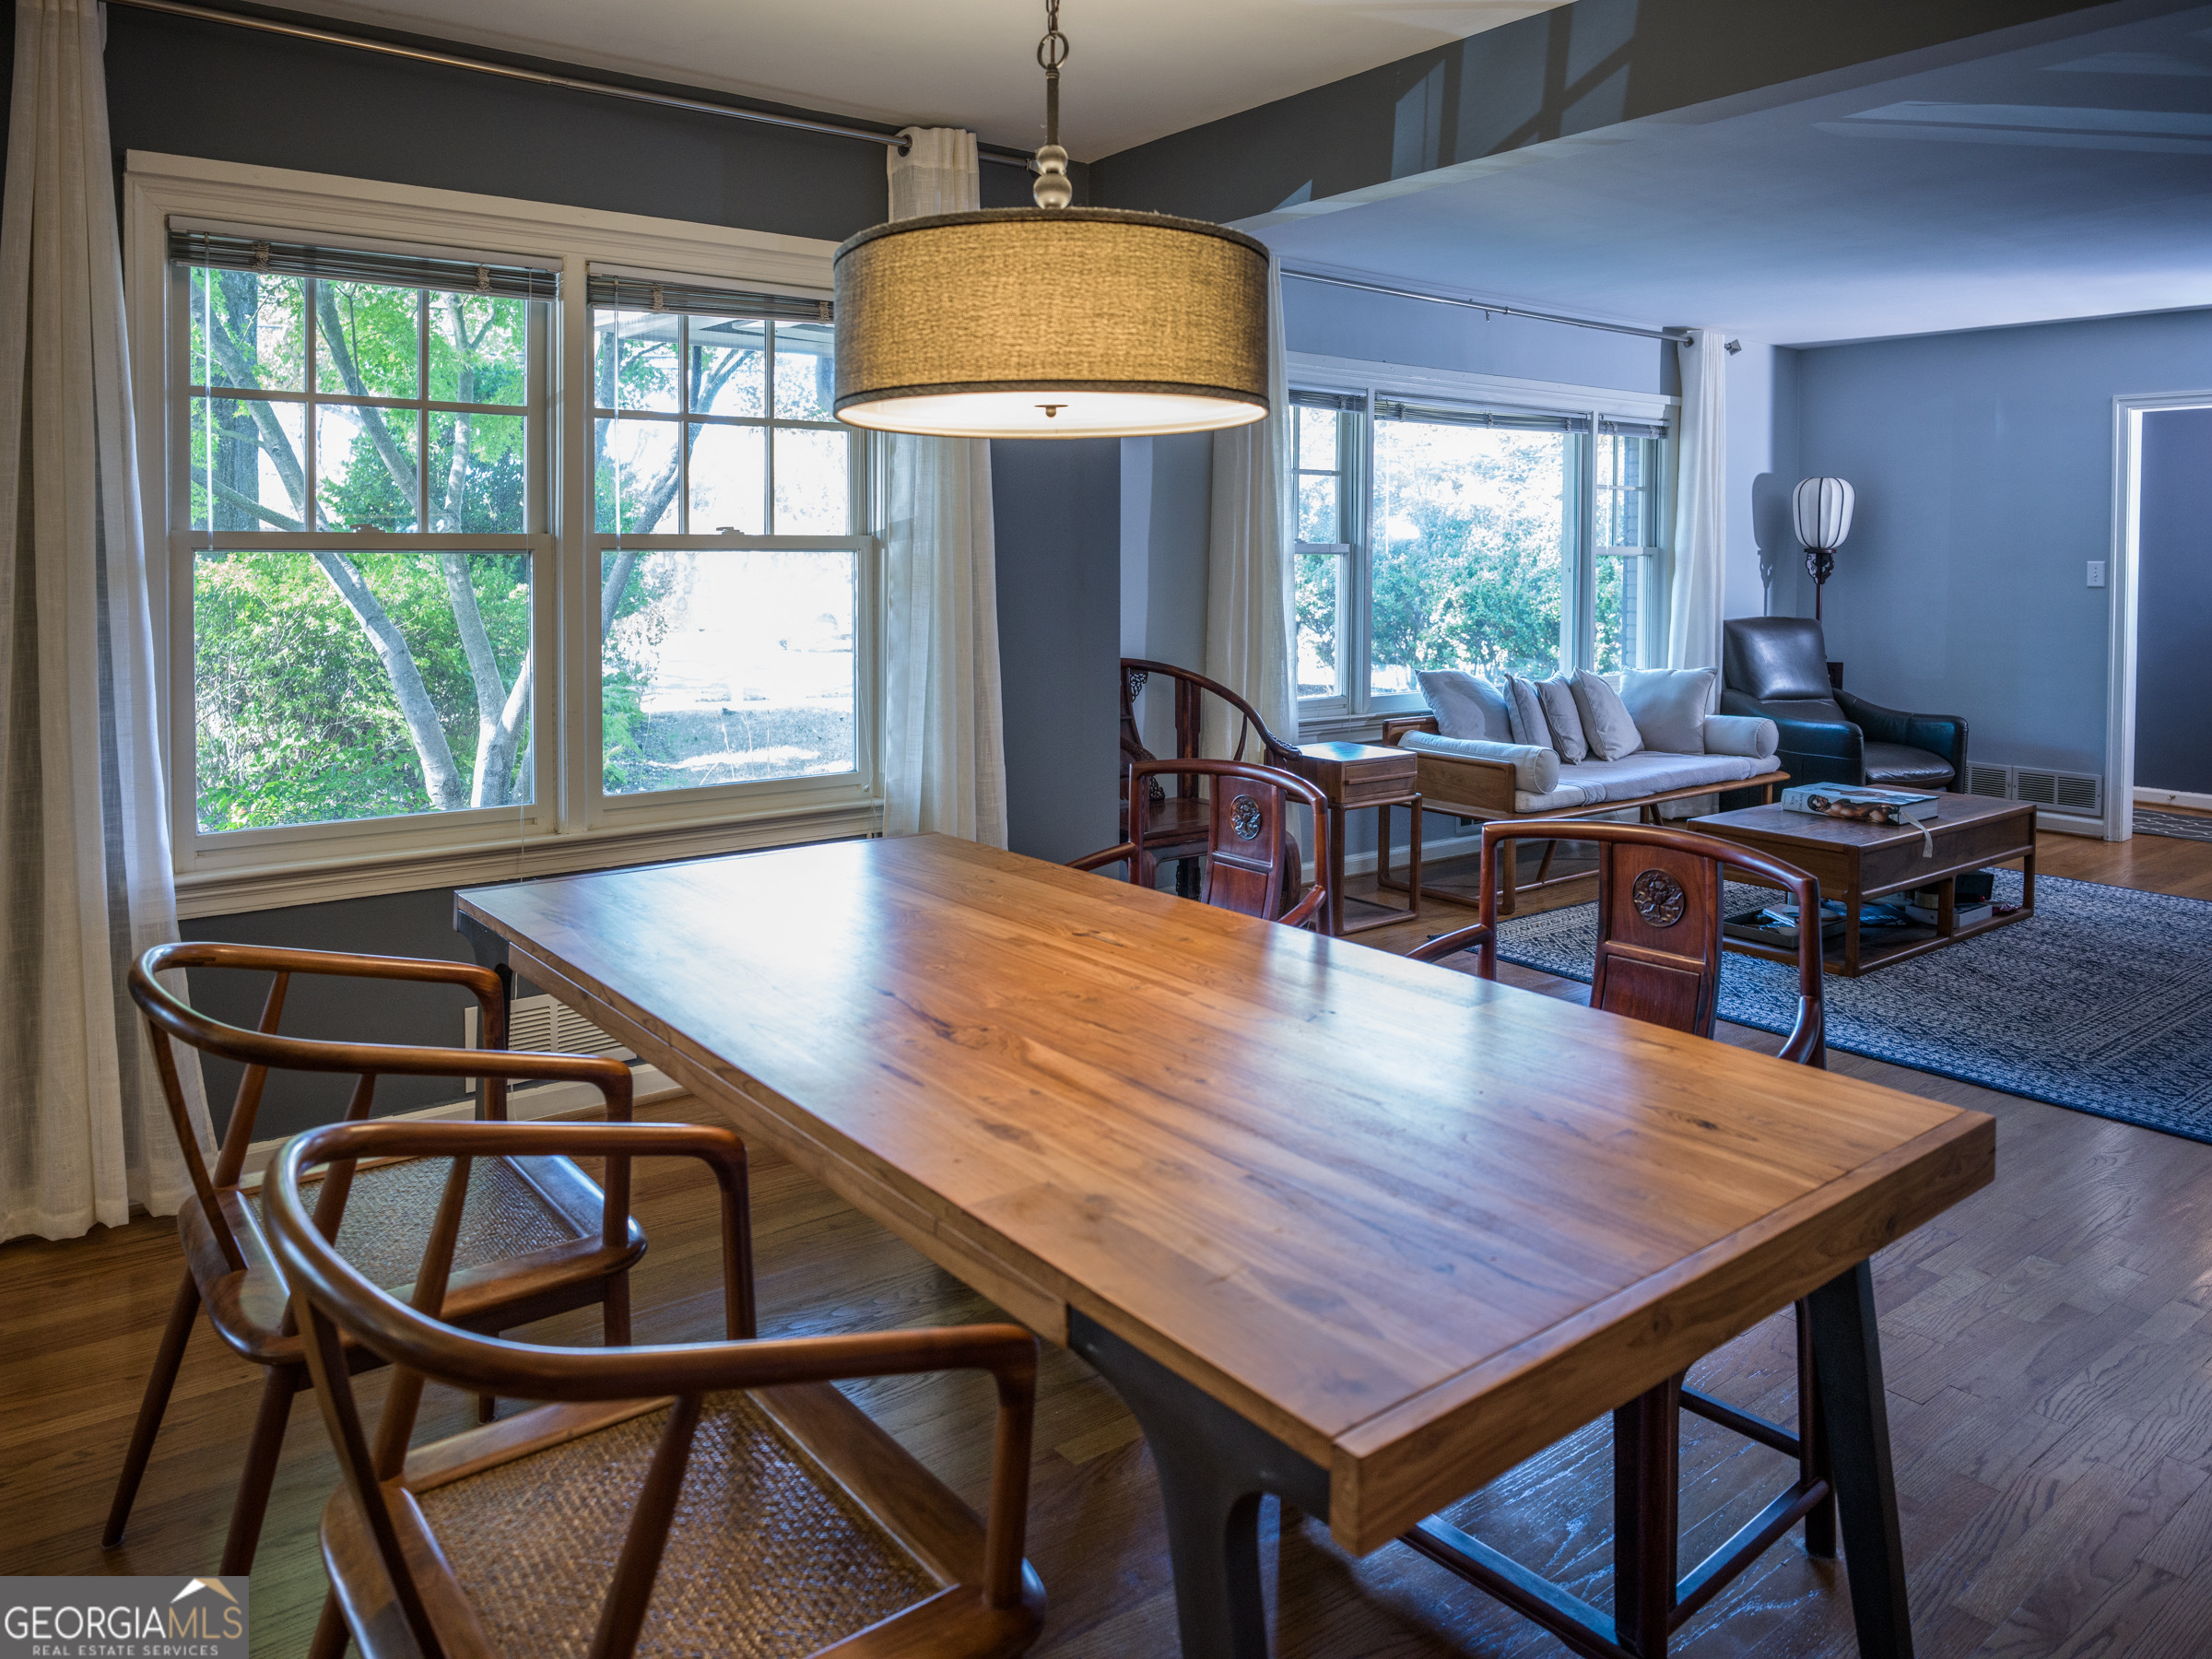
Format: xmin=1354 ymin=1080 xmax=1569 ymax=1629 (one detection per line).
xmin=124 ymin=152 xmax=882 ymax=918
xmin=1285 ymin=350 xmax=1678 ymax=744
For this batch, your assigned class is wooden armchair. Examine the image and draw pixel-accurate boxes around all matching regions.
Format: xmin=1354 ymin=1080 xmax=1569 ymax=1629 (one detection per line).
xmin=1119 ymin=658 xmax=1300 ymax=889
xmin=109 ymin=942 xmax=647 ymax=1574
xmin=1406 ymin=821 xmax=1834 ymax=1657
xmin=265 ymin=1116 xmax=1043 ymax=1659
xmin=1073 ymin=757 xmax=1331 ymax=931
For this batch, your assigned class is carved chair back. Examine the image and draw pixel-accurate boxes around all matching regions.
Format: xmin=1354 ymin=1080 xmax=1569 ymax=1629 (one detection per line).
xmin=1071 ymin=758 xmax=1332 ymax=932
xmin=1118 ymin=658 xmax=1295 ymax=820
xmin=1411 ymin=820 xmax=1826 ymax=1065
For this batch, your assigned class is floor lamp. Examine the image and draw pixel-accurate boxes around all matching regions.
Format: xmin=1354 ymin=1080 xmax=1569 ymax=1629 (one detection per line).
xmin=1794 ymin=477 xmax=1853 ymax=623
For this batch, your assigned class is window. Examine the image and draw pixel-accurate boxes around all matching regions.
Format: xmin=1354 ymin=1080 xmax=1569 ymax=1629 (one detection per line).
xmin=1288 ymin=366 xmax=1670 ymax=723
xmin=155 ymin=195 xmax=877 ymax=906
xmin=588 ymin=281 xmax=862 ymax=800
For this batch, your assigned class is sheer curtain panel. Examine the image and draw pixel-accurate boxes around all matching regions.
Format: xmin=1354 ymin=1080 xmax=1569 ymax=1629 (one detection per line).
xmin=1203 ymin=257 xmax=1295 ymax=757
xmin=879 ymin=128 xmax=1007 ymax=844
xmin=1665 ymin=326 xmax=1728 ymax=681
xmin=0 ymin=0 xmax=210 ymax=1240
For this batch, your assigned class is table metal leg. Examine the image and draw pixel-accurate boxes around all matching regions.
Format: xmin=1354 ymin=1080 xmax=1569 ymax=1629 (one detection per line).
xmin=1068 ymin=1310 xmax=1330 ymax=1659
xmin=1807 ymin=1263 xmax=1913 ymax=1659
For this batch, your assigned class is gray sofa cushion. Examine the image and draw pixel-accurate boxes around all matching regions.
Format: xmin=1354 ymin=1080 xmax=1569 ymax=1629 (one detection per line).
xmin=1502 ymin=675 xmax=1551 ymax=751
xmin=1415 ymin=669 xmax=1509 ymax=742
xmin=1400 ymin=730 xmax=1559 ymax=795
xmin=1566 ymin=750 xmax=1763 ymax=796
xmin=1536 ymin=675 xmax=1589 ymax=763
xmin=1620 ymin=667 xmax=1717 ymax=755
xmin=1570 ymin=671 xmax=1643 ymax=761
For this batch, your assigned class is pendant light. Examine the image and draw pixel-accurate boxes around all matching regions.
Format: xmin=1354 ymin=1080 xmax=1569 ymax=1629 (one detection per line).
xmin=831 ymin=1 xmax=1272 ymax=440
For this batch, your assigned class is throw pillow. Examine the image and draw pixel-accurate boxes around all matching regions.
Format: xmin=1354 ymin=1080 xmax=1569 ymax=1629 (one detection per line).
xmin=1535 ymin=675 xmax=1589 ymax=764
xmin=1570 ymin=670 xmax=1644 ymax=761
xmin=1415 ymin=669 xmax=1510 ymax=743
xmin=1618 ymin=666 xmax=1718 ymax=755
xmin=1502 ymin=675 xmax=1551 ymax=753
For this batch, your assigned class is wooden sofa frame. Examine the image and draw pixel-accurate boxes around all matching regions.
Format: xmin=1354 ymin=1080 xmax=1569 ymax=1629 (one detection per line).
xmin=1379 ymin=714 xmax=1790 ymax=914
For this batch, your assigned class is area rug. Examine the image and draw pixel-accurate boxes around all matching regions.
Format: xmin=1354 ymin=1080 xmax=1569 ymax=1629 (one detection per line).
xmin=1485 ymin=870 xmax=2212 ymax=1145
xmin=2134 ymin=808 xmax=2212 ymax=843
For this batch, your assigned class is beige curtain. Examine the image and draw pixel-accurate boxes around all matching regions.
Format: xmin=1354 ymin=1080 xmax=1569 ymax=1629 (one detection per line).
xmin=878 ymin=128 xmax=1007 ymax=844
xmin=1 ymin=0 xmax=210 ymax=1240
xmin=1202 ymin=256 xmax=1295 ymax=757
xmin=1665 ymin=326 xmax=1728 ymax=680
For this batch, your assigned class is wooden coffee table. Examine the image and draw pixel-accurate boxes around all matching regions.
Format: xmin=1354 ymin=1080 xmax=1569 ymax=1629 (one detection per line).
xmin=1690 ymin=791 xmax=2037 ymax=977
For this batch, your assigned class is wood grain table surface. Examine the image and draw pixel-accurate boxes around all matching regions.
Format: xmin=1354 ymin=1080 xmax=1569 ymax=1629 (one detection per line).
xmin=456 ymin=833 xmax=1994 ymax=1559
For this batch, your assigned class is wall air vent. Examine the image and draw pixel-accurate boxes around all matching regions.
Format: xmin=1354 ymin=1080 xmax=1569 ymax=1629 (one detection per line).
xmin=1964 ymin=763 xmax=2011 ymax=800
xmin=1962 ymin=763 xmax=2102 ymax=818
xmin=462 ymin=994 xmax=633 ymax=1092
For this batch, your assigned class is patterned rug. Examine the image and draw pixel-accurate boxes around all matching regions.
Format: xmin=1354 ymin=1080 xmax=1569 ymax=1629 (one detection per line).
xmin=1486 ymin=870 xmax=2212 ymax=1145
xmin=2135 ymin=808 xmax=2212 ymax=843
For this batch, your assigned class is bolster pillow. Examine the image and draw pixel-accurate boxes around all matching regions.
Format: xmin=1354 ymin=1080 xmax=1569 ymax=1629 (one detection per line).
xmin=1400 ymin=731 xmax=1561 ymax=795
xmin=1700 ymin=714 xmax=1780 ymax=762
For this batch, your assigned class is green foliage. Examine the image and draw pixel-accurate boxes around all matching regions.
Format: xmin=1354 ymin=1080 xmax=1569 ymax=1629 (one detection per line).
xmin=1371 ymin=423 xmax=1567 ymax=684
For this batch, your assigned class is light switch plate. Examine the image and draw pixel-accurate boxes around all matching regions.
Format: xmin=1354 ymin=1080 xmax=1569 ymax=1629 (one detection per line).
xmin=2088 ymin=560 xmax=2107 ymax=588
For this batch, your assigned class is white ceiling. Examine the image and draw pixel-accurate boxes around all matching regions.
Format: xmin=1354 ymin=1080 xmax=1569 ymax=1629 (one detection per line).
xmin=1244 ymin=3 xmax=2212 ymax=345
xmin=274 ymin=0 xmax=1570 ymax=160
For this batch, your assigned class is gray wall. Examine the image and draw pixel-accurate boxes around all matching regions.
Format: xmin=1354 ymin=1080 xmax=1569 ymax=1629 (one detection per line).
xmin=993 ymin=439 xmax=1124 ymax=865
xmin=2137 ymin=406 xmax=2212 ymax=795
xmin=1795 ymin=306 xmax=2212 ymax=780
xmin=1119 ymin=433 xmax=1212 ymax=760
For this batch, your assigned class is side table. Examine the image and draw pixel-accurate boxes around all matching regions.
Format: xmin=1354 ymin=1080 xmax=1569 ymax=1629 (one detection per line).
xmin=1277 ymin=742 xmax=1422 ymax=936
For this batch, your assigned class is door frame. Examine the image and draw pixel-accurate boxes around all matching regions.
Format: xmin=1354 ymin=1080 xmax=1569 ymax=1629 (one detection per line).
xmin=2106 ymin=390 xmax=2212 ymax=841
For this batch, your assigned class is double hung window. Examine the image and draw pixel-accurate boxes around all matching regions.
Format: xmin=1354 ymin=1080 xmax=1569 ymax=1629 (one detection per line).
xmin=161 ymin=209 xmax=874 ymax=906
xmin=1289 ymin=366 xmax=1670 ymax=723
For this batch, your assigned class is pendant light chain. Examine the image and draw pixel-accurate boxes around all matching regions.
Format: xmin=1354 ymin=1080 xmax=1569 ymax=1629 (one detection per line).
xmin=1032 ymin=1 xmax=1073 ymax=208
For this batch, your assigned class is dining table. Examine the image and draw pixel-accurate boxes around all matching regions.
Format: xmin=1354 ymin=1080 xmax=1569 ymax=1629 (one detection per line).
xmin=454 ymin=832 xmax=1994 ymax=1659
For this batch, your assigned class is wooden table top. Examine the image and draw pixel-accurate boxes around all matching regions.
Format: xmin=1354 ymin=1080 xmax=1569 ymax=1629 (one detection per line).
xmin=457 ymin=834 xmax=1993 ymax=1553
xmin=1693 ymin=791 xmax=2032 ymax=854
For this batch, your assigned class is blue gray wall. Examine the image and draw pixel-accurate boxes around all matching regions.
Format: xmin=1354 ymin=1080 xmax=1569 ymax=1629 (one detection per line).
xmin=1795 ymin=307 xmax=2212 ymax=782
xmin=2137 ymin=406 xmax=2212 ymax=795
xmin=994 ymin=440 xmax=1124 ymax=865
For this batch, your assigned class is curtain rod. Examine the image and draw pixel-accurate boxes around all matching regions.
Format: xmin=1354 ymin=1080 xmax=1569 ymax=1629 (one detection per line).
xmin=1280 ymin=266 xmax=1694 ymax=345
xmin=103 ymin=0 xmax=1039 ymax=170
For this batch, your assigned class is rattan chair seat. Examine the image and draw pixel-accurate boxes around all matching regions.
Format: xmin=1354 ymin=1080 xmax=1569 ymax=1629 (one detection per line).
xmin=258 ymin=1155 xmax=580 ymax=1289
xmin=418 ymin=1391 xmax=940 ymax=1658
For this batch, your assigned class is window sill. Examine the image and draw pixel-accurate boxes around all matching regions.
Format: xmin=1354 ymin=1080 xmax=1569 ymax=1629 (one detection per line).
xmin=1296 ymin=710 xmax=1421 ymax=747
xmin=173 ymin=799 xmax=884 ymax=919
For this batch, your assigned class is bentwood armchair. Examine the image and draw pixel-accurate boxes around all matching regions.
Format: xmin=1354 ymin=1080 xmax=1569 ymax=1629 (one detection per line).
xmin=1409 ymin=821 xmax=1834 ymax=1657
xmin=1118 ymin=658 xmax=1300 ymax=893
xmin=267 ymin=1115 xmax=1043 ymax=1659
xmin=107 ymin=942 xmax=646 ymax=1575
xmin=1074 ymin=757 xmax=1331 ymax=931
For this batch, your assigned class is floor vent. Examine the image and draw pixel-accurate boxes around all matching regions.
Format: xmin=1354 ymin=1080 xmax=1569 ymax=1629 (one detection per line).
xmin=1966 ymin=763 xmax=2102 ymax=817
xmin=462 ymin=994 xmax=633 ymax=1091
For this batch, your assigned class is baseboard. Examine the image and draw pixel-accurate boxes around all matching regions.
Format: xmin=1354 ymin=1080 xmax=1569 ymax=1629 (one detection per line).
xmin=2135 ymin=786 xmax=2212 ymax=812
xmin=236 ymin=1065 xmax=679 ymax=1189
xmin=2035 ymin=811 xmax=2106 ymax=838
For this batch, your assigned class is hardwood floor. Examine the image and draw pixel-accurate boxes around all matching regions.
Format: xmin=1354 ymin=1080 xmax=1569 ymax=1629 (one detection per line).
xmin=6 ymin=827 xmax=2212 ymax=1656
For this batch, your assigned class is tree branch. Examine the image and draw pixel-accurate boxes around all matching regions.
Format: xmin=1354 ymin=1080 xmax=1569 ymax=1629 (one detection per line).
xmin=316 ymin=285 xmax=421 ymax=513
xmin=308 ymin=548 xmax=467 ymax=810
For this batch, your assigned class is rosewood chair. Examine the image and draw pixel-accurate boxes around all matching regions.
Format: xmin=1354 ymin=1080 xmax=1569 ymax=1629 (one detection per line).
xmin=1119 ymin=658 xmax=1300 ymax=893
xmin=266 ymin=1115 xmax=1043 ymax=1659
xmin=1072 ymin=756 xmax=1332 ymax=931
xmin=107 ymin=942 xmax=647 ymax=1575
xmin=1406 ymin=819 xmax=1831 ymax=1657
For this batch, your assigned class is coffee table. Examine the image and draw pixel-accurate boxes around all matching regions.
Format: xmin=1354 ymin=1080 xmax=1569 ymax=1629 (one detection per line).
xmin=1690 ymin=792 xmax=2036 ymax=977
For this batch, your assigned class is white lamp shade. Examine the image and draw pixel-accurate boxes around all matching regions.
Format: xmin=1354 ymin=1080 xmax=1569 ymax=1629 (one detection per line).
xmin=1793 ymin=477 xmax=1854 ymax=551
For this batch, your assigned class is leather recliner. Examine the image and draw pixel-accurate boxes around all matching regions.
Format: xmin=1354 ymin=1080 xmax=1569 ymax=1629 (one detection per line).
xmin=1720 ymin=617 xmax=1967 ymax=791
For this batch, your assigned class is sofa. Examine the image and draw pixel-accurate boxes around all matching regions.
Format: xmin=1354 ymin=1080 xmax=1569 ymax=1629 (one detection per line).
xmin=1720 ymin=617 xmax=1967 ymax=790
xmin=1380 ymin=665 xmax=1788 ymax=912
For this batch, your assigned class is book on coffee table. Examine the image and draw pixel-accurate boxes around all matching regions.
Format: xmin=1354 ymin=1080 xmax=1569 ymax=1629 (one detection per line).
xmin=1782 ymin=784 xmax=1940 ymax=824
